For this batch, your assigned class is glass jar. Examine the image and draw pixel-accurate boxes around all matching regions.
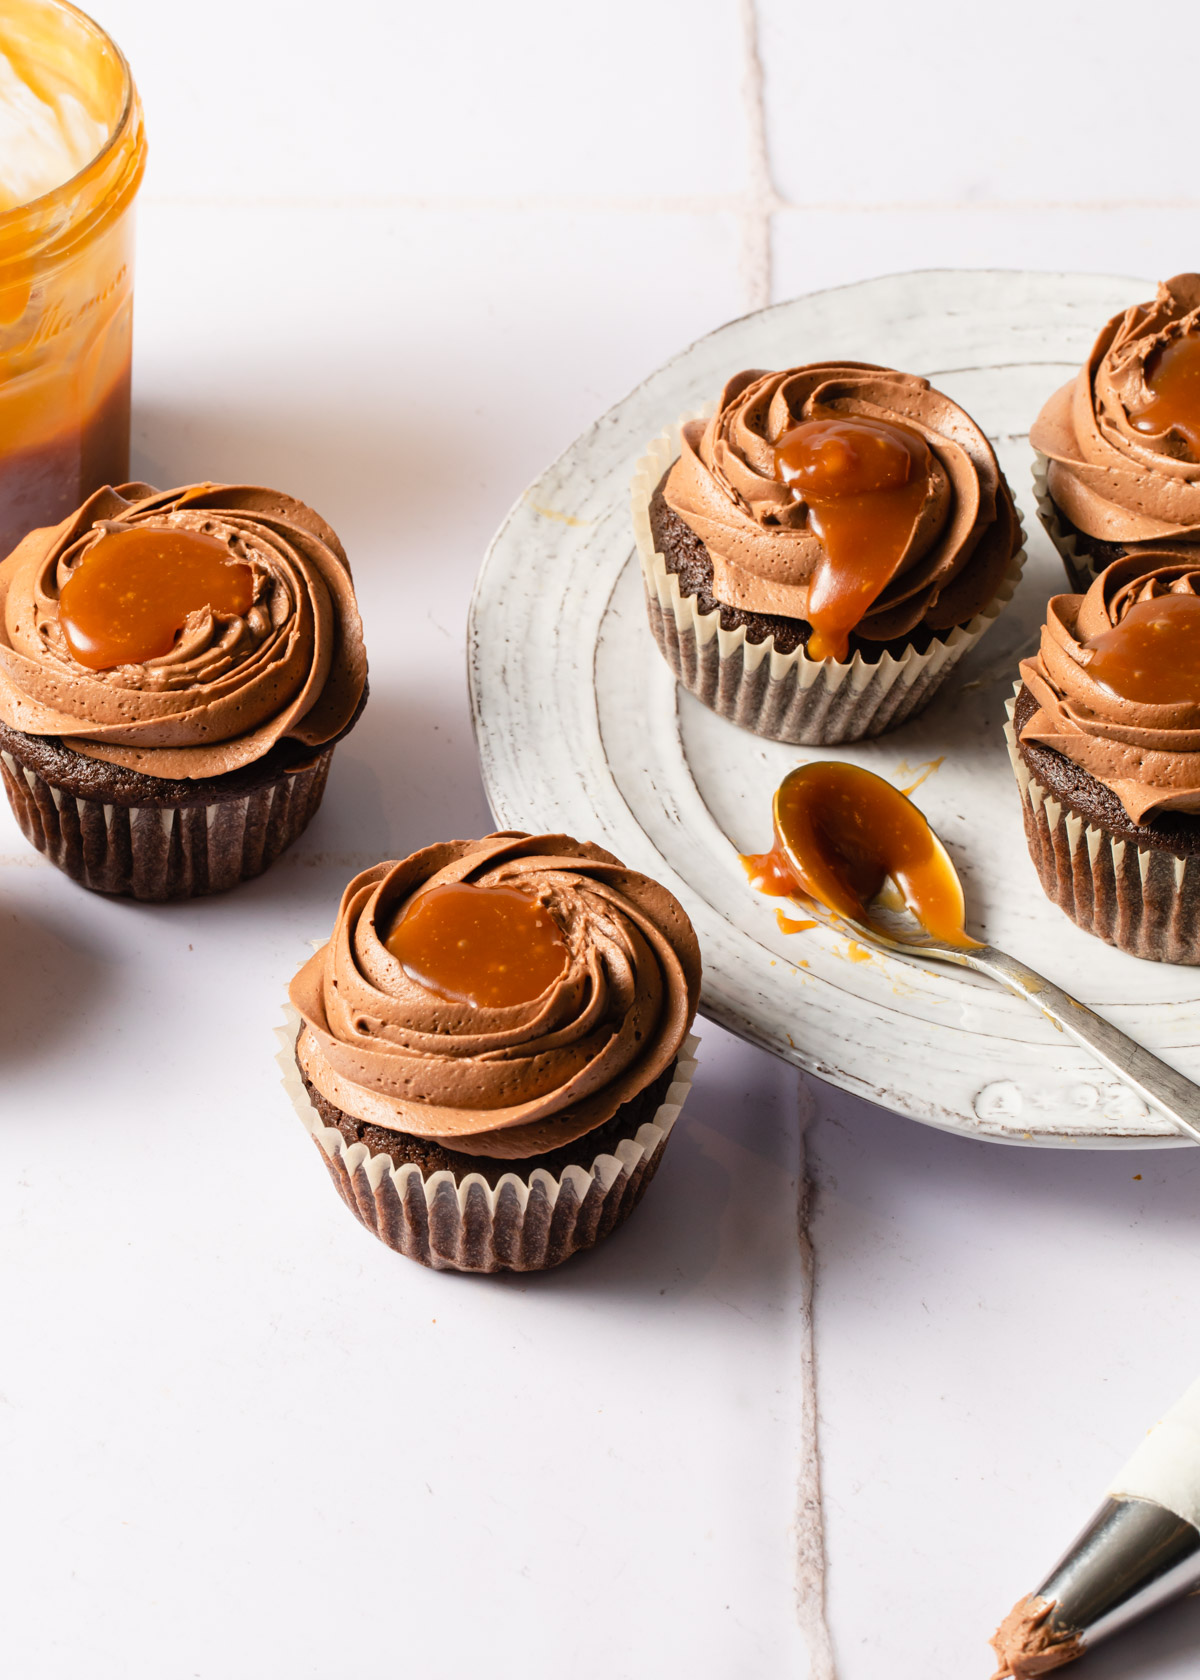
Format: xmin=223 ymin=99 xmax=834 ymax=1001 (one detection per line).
xmin=0 ymin=1 xmax=146 ymax=559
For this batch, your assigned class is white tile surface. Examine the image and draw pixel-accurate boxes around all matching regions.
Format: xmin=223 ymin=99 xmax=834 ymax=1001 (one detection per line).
xmin=772 ymin=208 xmax=1186 ymax=303
xmin=4 ymin=0 xmax=1200 ymax=1675
xmin=99 ymin=0 xmax=751 ymax=202
xmin=124 ymin=200 xmax=744 ymax=866
xmin=759 ymin=0 xmax=1200 ymax=209
xmin=806 ymin=1083 xmax=1200 ymax=1680
xmin=2 ymin=896 xmax=808 ymax=1679
xmin=1 ymin=21 xmax=806 ymax=1676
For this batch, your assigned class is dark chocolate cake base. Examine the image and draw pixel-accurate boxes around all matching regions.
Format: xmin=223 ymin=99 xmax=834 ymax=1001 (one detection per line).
xmin=0 ymin=687 xmax=366 ymax=901
xmin=0 ymin=715 xmax=333 ymax=808
xmin=297 ymin=1055 xmax=685 ymax=1274
xmin=1013 ymin=685 xmax=1200 ymax=856
xmin=1009 ymin=684 xmax=1200 ymax=963
xmin=303 ymin=1062 xmax=674 ymax=1187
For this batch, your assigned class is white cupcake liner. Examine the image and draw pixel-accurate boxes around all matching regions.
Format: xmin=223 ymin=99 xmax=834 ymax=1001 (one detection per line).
xmin=0 ymin=743 xmax=333 ymax=900
xmin=1004 ymin=688 xmax=1200 ymax=964
xmin=277 ymin=1004 xmax=701 ymax=1274
xmin=633 ymin=417 xmax=1026 ymax=745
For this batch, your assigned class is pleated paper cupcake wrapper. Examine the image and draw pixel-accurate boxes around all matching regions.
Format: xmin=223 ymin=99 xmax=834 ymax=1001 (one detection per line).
xmin=1032 ymin=450 xmax=1104 ymax=593
xmin=633 ymin=418 xmax=1026 ymax=746
xmin=1004 ymin=689 xmax=1200 ymax=964
xmin=277 ymin=1005 xmax=701 ymax=1274
xmin=0 ymin=743 xmax=333 ymax=901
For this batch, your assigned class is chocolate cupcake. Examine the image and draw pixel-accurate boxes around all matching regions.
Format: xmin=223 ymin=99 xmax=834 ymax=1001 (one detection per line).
xmin=0 ymin=481 xmax=367 ymax=899
xmin=283 ymin=832 xmax=702 ymax=1273
xmin=1006 ymin=550 xmax=1200 ymax=963
xmin=1031 ymin=275 xmax=1200 ymax=591
xmin=633 ymin=363 xmax=1024 ymax=745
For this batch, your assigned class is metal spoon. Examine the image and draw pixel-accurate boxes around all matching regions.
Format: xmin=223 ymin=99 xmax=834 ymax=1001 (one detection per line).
xmin=772 ymin=767 xmax=1200 ymax=1146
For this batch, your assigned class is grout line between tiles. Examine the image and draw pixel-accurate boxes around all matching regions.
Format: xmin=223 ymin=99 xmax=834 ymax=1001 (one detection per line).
xmin=797 ymin=1079 xmax=837 ymax=1680
xmin=141 ymin=191 xmax=1200 ymax=214
xmin=737 ymin=0 xmax=784 ymax=310
xmin=771 ymin=197 xmax=1200 ymax=214
xmin=140 ymin=191 xmax=753 ymax=214
xmin=141 ymin=191 xmax=1200 ymax=213
xmin=748 ymin=9 xmax=835 ymax=1670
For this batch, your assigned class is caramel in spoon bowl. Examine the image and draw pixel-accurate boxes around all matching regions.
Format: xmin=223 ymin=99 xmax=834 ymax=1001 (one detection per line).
xmin=753 ymin=760 xmax=979 ymax=951
xmin=744 ymin=761 xmax=1200 ymax=1145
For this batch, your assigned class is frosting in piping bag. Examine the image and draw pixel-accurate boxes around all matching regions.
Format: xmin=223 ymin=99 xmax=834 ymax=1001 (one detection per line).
xmin=0 ymin=482 xmax=367 ymax=779
xmin=290 ymin=833 xmax=702 ymax=1160
xmin=663 ymin=363 xmax=1019 ymax=643
xmin=1019 ymin=550 xmax=1200 ymax=823
xmin=1031 ymin=274 xmax=1200 ymax=543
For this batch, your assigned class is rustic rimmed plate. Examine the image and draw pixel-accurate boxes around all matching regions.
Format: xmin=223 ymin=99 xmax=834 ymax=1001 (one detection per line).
xmin=468 ymin=269 xmax=1196 ymax=1148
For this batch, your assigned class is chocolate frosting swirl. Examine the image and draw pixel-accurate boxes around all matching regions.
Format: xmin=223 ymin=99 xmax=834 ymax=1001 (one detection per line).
xmin=663 ymin=363 xmax=1020 ymax=642
xmin=0 ymin=481 xmax=367 ymax=779
xmin=1031 ymin=275 xmax=1200 ymax=543
xmin=289 ymin=833 xmax=702 ymax=1160
xmin=1019 ymin=551 xmax=1200 ymax=823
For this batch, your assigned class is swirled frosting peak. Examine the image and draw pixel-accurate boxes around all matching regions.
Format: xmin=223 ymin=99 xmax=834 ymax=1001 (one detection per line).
xmin=663 ymin=363 xmax=1020 ymax=643
xmin=0 ymin=482 xmax=367 ymax=779
xmin=1019 ymin=551 xmax=1200 ymax=822
xmin=1031 ymin=275 xmax=1200 ymax=542
xmin=290 ymin=833 xmax=702 ymax=1160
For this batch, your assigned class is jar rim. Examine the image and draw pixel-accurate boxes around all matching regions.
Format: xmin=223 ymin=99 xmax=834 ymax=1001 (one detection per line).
xmin=0 ymin=0 xmax=143 ymax=242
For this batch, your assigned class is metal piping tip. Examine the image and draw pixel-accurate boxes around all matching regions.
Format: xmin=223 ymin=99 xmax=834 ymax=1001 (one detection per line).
xmin=992 ymin=1372 xmax=1200 ymax=1675
xmin=991 ymin=1496 xmax=1200 ymax=1677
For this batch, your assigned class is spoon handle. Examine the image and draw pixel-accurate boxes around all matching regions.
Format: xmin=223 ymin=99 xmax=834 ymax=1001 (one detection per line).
xmin=967 ymin=944 xmax=1200 ymax=1145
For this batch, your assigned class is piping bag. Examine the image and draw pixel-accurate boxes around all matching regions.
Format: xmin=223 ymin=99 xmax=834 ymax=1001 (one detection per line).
xmin=991 ymin=1375 xmax=1200 ymax=1676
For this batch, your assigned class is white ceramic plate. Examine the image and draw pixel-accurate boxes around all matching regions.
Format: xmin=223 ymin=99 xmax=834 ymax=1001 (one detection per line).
xmin=469 ymin=269 xmax=1198 ymax=1148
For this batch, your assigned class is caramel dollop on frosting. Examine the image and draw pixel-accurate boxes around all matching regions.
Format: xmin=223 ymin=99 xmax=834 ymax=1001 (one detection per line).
xmin=1031 ymin=275 xmax=1200 ymax=543
xmin=0 ymin=482 xmax=367 ymax=779
xmin=663 ymin=363 xmax=1020 ymax=642
xmin=1019 ymin=550 xmax=1200 ymax=823
xmin=290 ymin=833 xmax=702 ymax=1160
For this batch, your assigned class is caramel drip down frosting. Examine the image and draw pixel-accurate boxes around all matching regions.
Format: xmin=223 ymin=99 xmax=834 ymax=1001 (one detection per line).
xmin=664 ymin=363 xmax=1020 ymax=643
xmin=1019 ymin=551 xmax=1200 ymax=823
xmin=290 ymin=834 xmax=703 ymax=1160
xmin=0 ymin=482 xmax=367 ymax=779
xmin=1031 ymin=274 xmax=1200 ymax=543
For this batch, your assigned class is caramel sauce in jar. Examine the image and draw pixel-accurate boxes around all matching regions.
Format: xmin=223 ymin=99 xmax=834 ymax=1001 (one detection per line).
xmin=1132 ymin=334 xmax=1200 ymax=456
xmin=743 ymin=761 xmax=977 ymax=949
xmin=58 ymin=525 xmax=254 ymax=669
xmin=386 ymin=881 xmax=569 ymax=1009
xmin=773 ymin=415 xmax=931 ymax=662
xmin=1081 ymin=591 xmax=1200 ymax=705
xmin=0 ymin=2 xmax=146 ymax=560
